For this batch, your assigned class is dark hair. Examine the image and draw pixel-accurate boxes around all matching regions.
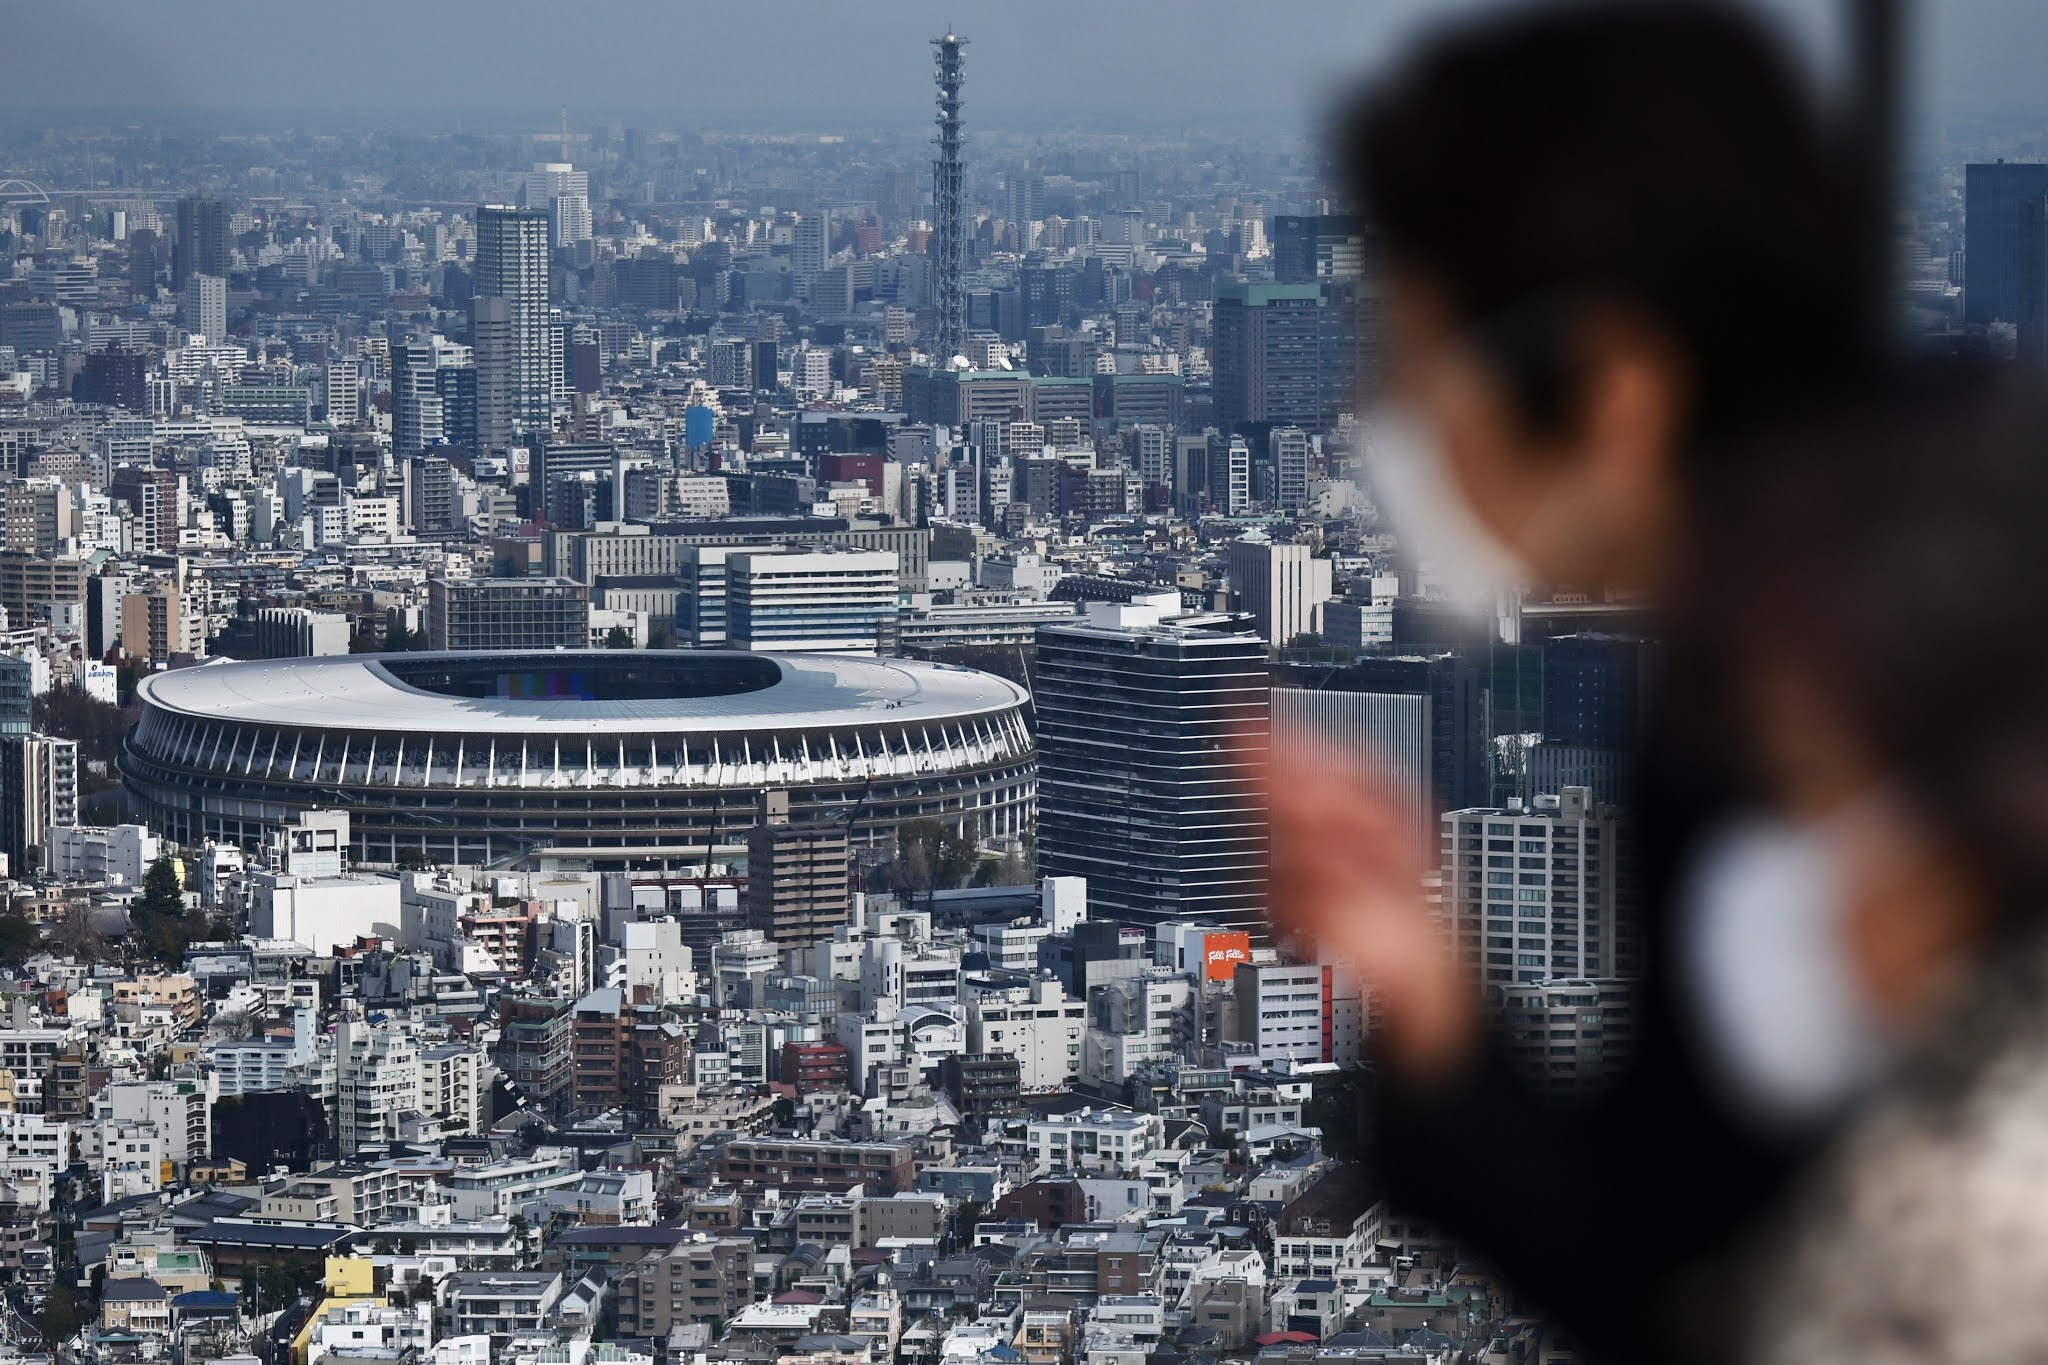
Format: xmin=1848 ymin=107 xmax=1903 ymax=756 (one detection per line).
xmin=1678 ymin=366 xmax=2048 ymax=912
xmin=1343 ymin=1 xmax=1879 ymax=449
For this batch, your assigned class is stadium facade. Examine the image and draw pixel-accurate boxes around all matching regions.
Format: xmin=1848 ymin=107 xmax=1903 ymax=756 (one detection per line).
xmin=122 ymin=650 xmax=1034 ymax=870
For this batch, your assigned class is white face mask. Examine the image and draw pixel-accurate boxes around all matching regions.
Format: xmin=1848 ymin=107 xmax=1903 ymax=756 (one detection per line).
xmin=1364 ymin=406 xmax=1532 ymax=605
xmin=1681 ymin=809 xmax=1893 ymax=1136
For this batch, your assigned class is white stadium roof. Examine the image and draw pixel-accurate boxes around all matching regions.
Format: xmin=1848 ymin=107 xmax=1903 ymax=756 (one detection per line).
xmin=136 ymin=650 xmax=1029 ymax=736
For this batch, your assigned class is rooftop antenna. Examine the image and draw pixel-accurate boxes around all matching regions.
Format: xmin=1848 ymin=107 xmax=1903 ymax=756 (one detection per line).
xmin=561 ymin=106 xmax=571 ymax=163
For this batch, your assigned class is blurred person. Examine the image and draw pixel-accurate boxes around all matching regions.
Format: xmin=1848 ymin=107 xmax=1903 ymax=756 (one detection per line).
xmin=1271 ymin=3 xmax=1886 ymax=1361
xmin=1668 ymin=369 xmax=2048 ymax=1364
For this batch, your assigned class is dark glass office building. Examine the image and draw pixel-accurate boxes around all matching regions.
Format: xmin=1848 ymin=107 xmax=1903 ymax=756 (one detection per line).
xmin=1965 ymin=161 xmax=2048 ymax=324
xmin=1034 ymin=609 xmax=1270 ymax=936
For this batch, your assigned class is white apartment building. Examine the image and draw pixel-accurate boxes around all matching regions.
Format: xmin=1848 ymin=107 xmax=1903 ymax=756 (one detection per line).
xmin=1269 ymin=426 xmax=1310 ymax=511
xmin=861 ymin=938 xmax=961 ymax=1013
xmin=209 ymin=1006 xmax=321 ymax=1097
xmin=417 ymin=1045 xmax=483 ymax=1138
xmin=94 ymin=1078 xmax=212 ymax=1162
xmin=307 ymin=1301 xmax=435 ymax=1365
xmin=337 ymin=1012 xmax=419 ymax=1153
xmin=966 ymin=979 xmax=1086 ymax=1091
xmin=612 ymin=919 xmax=694 ymax=1006
xmin=1024 ymin=1108 xmax=1165 ymax=1177
xmin=92 ymin=1120 xmax=165 ymax=1201
xmin=0 ymin=1112 xmax=68 ymax=1208
xmin=1441 ymin=786 xmax=1641 ymax=987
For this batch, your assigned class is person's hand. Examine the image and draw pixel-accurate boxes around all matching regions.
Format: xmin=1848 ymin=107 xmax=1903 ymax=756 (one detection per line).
xmin=1268 ymin=752 xmax=1479 ymax=1081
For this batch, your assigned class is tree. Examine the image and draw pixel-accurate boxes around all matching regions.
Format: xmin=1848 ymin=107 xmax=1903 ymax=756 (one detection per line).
xmin=38 ymin=1277 xmax=80 ymax=1344
xmin=647 ymin=623 xmax=675 ymax=650
xmin=0 ymin=914 xmax=41 ymax=966
xmin=140 ymin=853 xmax=184 ymax=917
xmin=32 ymin=691 xmax=131 ymax=778
xmin=242 ymin=1256 xmax=322 ymax=1312
xmin=896 ymin=819 xmax=979 ymax=904
xmin=604 ymin=625 xmax=634 ymax=649
xmin=135 ymin=852 xmax=194 ymax=968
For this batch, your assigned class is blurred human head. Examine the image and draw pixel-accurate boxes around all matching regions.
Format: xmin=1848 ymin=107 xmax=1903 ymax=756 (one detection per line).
xmin=1689 ymin=368 xmax=2048 ymax=920
xmin=1669 ymin=367 xmax=2048 ymax=1102
xmin=1343 ymin=1 xmax=1877 ymax=587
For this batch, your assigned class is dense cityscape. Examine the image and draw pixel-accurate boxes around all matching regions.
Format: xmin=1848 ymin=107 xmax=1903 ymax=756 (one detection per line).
xmin=0 ymin=9 xmax=2018 ymax=1365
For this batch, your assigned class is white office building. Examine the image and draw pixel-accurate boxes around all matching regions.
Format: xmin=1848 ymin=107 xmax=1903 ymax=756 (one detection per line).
xmin=1227 ymin=538 xmax=1332 ymax=649
xmin=180 ymin=273 xmax=226 ymax=343
xmin=1228 ymin=961 xmax=1331 ymax=1067
xmin=726 ymin=549 xmax=899 ymax=653
xmin=524 ymin=163 xmax=592 ymax=246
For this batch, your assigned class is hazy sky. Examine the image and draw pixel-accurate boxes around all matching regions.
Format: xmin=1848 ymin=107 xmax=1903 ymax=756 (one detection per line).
xmin=0 ymin=0 xmax=2036 ymax=137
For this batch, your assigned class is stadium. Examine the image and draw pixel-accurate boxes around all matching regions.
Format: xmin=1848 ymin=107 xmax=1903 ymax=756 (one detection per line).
xmin=122 ymin=650 xmax=1035 ymax=870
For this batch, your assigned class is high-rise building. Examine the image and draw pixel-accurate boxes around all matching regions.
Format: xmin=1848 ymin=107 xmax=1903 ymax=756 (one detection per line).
xmin=406 ymin=455 xmax=459 ymax=536
xmin=76 ymin=345 xmax=148 ymax=411
xmin=1441 ymin=786 xmax=1641 ymax=987
xmin=1541 ymin=634 xmax=1654 ymax=753
xmin=1226 ymin=539 xmax=1332 ymax=648
xmin=472 ymin=205 xmax=552 ymax=448
xmin=3 ymin=479 xmax=76 ymax=556
xmin=324 ymin=357 xmax=361 ymax=427
xmin=2020 ymin=194 xmax=2048 ymax=365
xmin=0 ymin=734 xmax=77 ymax=874
xmin=1965 ymin=161 xmax=2048 ymax=324
xmin=930 ymin=33 xmax=969 ymax=359
xmin=1272 ymin=686 xmax=1434 ymax=861
xmin=435 ymin=359 xmax=478 ymax=450
xmin=1211 ymin=281 xmax=1328 ymax=433
xmin=109 ymin=467 xmax=179 ymax=555
xmin=0 ymin=657 xmax=30 ymax=735
xmin=179 ymin=274 xmax=226 ymax=344
xmin=390 ymin=335 xmax=447 ymax=456
xmin=1007 ymin=171 xmax=1046 ymax=231
xmin=1271 ymin=654 xmax=1489 ymax=816
xmin=792 ymin=211 xmax=830 ymax=299
xmin=1269 ymin=425 xmax=1310 ymax=511
xmin=1271 ymin=214 xmax=1369 ymax=284
xmin=1492 ymin=977 xmax=1642 ymax=1104
xmin=120 ymin=585 xmax=199 ymax=661
xmin=745 ymin=790 xmax=852 ymax=952
xmin=1207 ymin=433 xmax=1250 ymax=515
xmin=1126 ymin=424 xmax=1171 ymax=499
xmin=172 ymin=196 xmax=230 ymax=290
xmin=523 ymin=163 xmax=592 ymax=247
xmin=1034 ymin=595 xmax=1269 ymax=935
xmin=424 ymin=577 xmax=588 ymax=651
